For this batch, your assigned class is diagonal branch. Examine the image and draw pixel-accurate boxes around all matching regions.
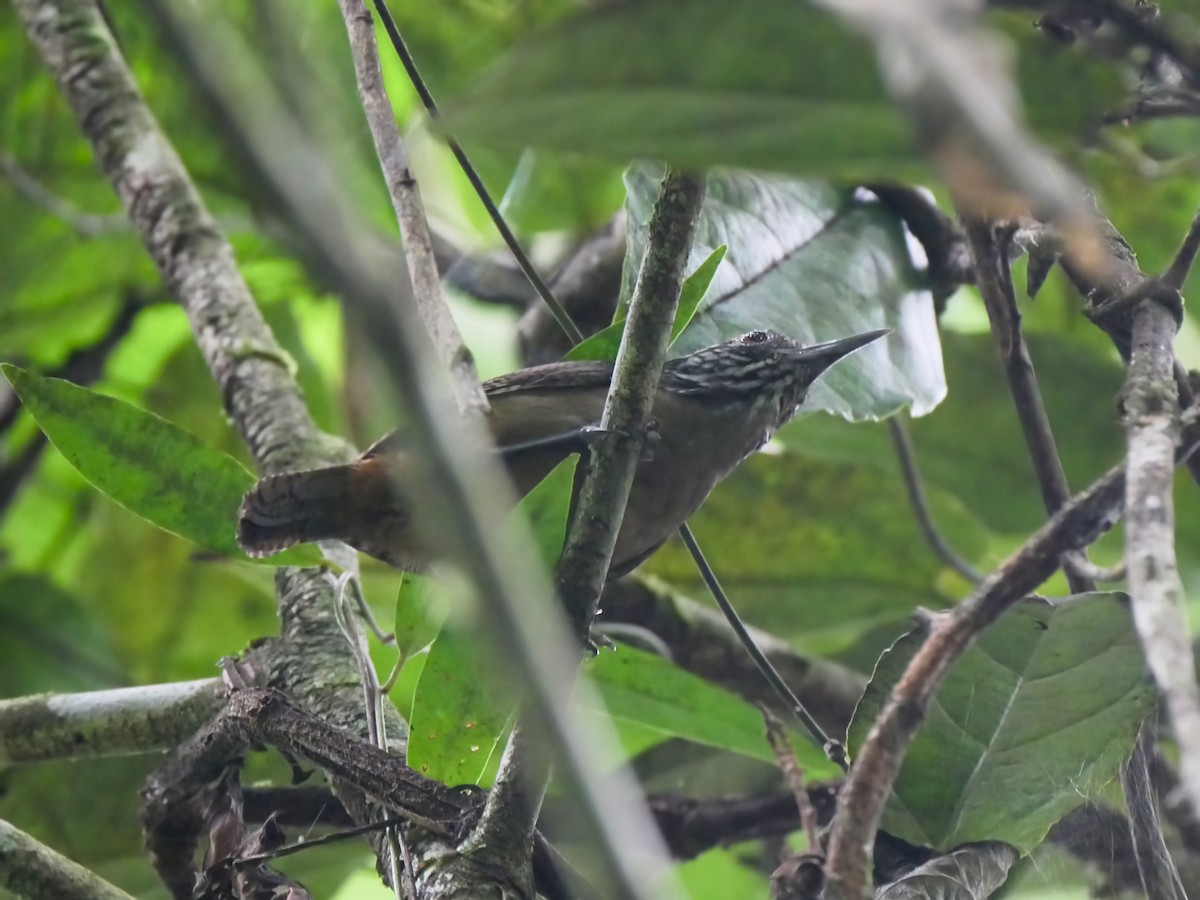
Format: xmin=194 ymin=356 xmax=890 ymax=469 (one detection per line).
xmin=0 ymin=819 xmax=134 ymax=900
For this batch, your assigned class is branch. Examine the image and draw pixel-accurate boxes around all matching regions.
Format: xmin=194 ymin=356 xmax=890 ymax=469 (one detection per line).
xmin=473 ymin=168 xmax=706 ymax=890
xmin=336 ymin=0 xmax=487 ymax=418
xmin=517 ymin=215 xmax=628 ymax=365
xmin=0 ymin=679 xmax=221 ymax=764
xmin=149 ymin=6 xmax=682 ymax=897
xmin=12 ymin=0 xmax=404 ymax=890
xmin=962 ymin=217 xmax=1095 ymax=595
xmin=0 ymin=819 xmax=134 ymax=900
xmin=822 ymin=417 xmax=1200 ymax=898
xmin=1123 ymin=287 xmax=1200 ymax=821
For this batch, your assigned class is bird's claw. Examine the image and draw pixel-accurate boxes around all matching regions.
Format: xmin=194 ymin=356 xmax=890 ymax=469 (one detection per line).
xmin=584 ymin=631 xmax=617 ymax=656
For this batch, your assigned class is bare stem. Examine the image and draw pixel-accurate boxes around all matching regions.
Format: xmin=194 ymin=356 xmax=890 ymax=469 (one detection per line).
xmin=888 ymin=418 xmax=982 ymax=583
xmin=336 ymin=0 xmax=488 ymax=418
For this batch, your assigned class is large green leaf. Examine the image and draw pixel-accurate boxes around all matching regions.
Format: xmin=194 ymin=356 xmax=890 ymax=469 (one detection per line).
xmin=1 ymin=366 xmax=321 ymax=566
xmin=624 ymin=165 xmax=945 ymax=419
xmin=406 ymin=457 xmax=577 ymax=783
xmin=564 ymin=244 xmax=727 ymax=362
xmin=584 ymin=645 xmax=838 ymax=777
xmin=848 ymin=594 xmax=1154 ymax=852
xmin=440 ymin=0 xmax=1121 ymax=176
xmin=644 ymin=452 xmax=989 ymax=655
xmin=779 ymin=332 xmax=1124 ymax=535
xmin=441 ymin=0 xmax=911 ymax=175
xmin=406 ymin=627 xmax=512 ymax=786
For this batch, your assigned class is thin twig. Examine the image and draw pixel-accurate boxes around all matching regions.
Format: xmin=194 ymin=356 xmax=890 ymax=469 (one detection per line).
xmin=368 ymin=0 xmax=584 ymax=345
xmin=679 ymin=524 xmax=847 ymax=770
xmin=761 ymin=707 xmax=820 ymax=849
xmin=962 ymin=218 xmax=1095 ymax=596
xmin=887 ymin=419 xmax=982 ymax=583
xmin=1163 ymin=208 xmax=1200 ymax=291
xmin=0 ymin=153 xmax=128 ymax=237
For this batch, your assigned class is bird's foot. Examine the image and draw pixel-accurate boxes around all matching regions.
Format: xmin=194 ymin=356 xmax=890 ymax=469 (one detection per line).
xmin=639 ymin=418 xmax=662 ymax=463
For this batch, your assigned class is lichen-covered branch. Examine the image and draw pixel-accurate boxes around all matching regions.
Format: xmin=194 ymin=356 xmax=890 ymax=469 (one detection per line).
xmin=0 ymin=819 xmax=134 ymax=900
xmin=0 ymin=680 xmax=221 ymax=764
xmin=1123 ymin=294 xmax=1200 ymax=820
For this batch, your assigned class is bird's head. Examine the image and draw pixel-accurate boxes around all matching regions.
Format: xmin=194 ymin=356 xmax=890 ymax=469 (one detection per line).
xmin=662 ymin=328 xmax=889 ymax=423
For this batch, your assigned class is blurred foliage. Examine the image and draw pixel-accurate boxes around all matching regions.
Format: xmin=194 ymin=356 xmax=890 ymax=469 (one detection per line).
xmin=2 ymin=0 xmax=1200 ymax=897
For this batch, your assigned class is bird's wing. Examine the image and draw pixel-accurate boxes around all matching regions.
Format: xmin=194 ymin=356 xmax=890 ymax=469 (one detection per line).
xmin=483 ymin=360 xmax=615 ymax=396
xmin=361 ymin=361 xmax=615 ymax=460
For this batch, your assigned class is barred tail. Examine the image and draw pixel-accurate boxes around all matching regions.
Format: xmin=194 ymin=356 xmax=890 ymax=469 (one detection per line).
xmin=237 ymin=465 xmax=362 ymax=558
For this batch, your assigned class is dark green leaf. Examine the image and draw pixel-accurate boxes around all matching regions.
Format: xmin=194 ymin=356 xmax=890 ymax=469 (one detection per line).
xmin=779 ymin=332 xmax=1123 ymax=535
xmin=407 ymin=628 xmax=511 ymax=785
xmin=625 ymin=166 xmax=944 ymax=419
xmin=585 ymin=645 xmax=838 ymax=776
xmin=406 ymin=459 xmax=576 ymax=783
xmin=645 ymin=452 xmax=989 ymax=655
xmin=393 ymin=574 xmax=446 ymax=662
xmin=848 ymin=594 xmax=1154 ymax=852
xmin=441 ymin=0 xmax=1121 ymax=175
xmin=441 ymin=0 xmax=914 ymax=175
xmin=564 ymin=244 xmax=727 ymax=362
xmin=512 ymin=456 xmax=578 ymax=567
xmin=1 ymin=366 xmax=322 ymax=566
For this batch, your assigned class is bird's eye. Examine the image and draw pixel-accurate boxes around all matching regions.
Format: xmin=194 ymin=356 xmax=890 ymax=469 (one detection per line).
xmin=741 ymin=330 xmax=770 ymax=345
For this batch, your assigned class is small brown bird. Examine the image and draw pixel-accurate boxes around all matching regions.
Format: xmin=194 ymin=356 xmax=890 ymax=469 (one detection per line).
xmin=237 ymin=328 xmax=887 ymax=577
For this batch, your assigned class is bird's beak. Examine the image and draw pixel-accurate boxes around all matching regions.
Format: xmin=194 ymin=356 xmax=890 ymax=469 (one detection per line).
xmin=800 ymin=328 xmax=890 ymax=371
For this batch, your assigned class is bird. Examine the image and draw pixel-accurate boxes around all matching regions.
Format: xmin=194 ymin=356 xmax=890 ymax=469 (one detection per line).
xmin=237 ymin=328 xmax=887 ymax=578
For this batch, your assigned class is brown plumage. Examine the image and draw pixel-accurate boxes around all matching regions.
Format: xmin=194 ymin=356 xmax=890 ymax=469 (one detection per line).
xmin=237 ymin=329 xmax=887 ymax=578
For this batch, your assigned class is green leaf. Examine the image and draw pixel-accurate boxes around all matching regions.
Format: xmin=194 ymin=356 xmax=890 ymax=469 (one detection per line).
xmin=393 ymin=574 xmax=446 ymax=662
xmin=406 ymin=459 xmax=577 ymax=784
xmin=670 ymin=245 xmax=727 ymax=343
xmin=848 ymin=594 xmax=1155 ymax=852
xmin=644 ymin=452 xmax=989 ymax=655
xmin=584 ymin=645 xmax=839 ymax=777
xmin=563 ymin=244 xmax=727 ymax=362
xmin=779 ymin=332 xmax=1123 ymax=535
xmin=2 ymin=366 xmax=322 ymax=567
xmin=407 ymin=628 xmax=511 ymax=785
xmin=441 ymin=0 xmax=914 ymax=176
xmin=625 ymin=165 xmax=945 ymax=419
xmin=440 ymin=0 xmax=1121 ymax=176
xmin=510 ymin=455 xmax=578 ymax=567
